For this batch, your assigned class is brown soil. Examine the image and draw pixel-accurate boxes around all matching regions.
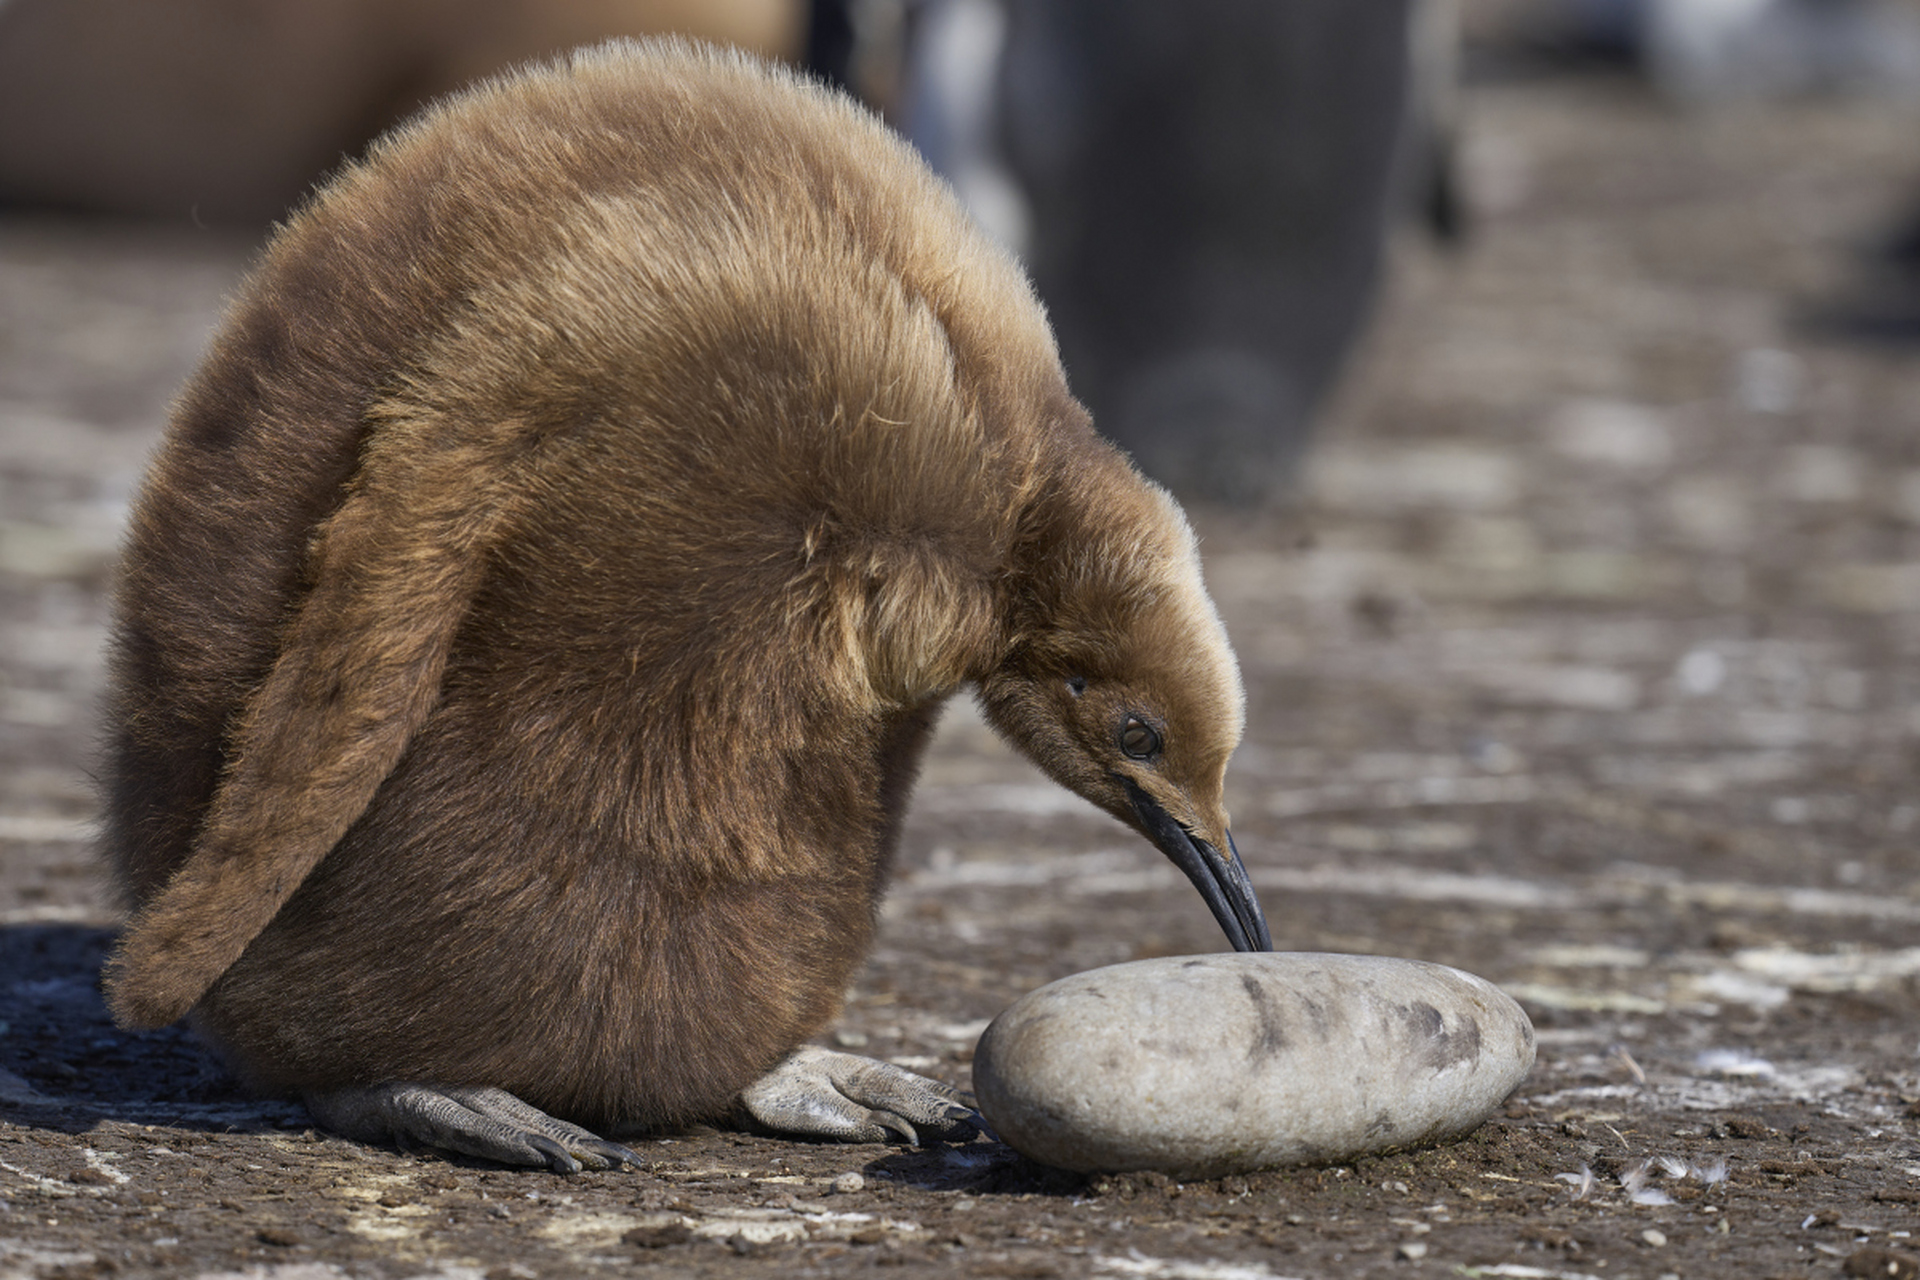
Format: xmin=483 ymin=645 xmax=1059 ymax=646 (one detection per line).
xmin=5 ymin=21 xmax=1920 ymax=1280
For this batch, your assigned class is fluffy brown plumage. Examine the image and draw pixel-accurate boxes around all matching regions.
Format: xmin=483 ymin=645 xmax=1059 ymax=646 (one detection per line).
xmin=101 ymin=38 xmax=1264 ymax=1151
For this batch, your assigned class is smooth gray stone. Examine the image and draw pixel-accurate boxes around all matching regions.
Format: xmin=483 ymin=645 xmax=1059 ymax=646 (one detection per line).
xmin=972 ymin=953 xmax=1535 ymax=1178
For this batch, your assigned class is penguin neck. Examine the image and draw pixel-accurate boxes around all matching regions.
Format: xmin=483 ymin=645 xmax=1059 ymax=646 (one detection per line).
xmin=991 ymin=433 xmax=1179 ymax=655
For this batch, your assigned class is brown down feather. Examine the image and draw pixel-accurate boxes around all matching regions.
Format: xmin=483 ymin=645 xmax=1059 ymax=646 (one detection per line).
xmin=99 ymin=37 xmax=1245 ymax=1133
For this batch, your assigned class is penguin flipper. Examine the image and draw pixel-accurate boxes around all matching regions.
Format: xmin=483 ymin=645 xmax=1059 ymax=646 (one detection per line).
xmin=738 ymin=1046 xmax=983 ymax=1145
xmin=105 ymin=416 xmax=536 ymax=1030
xmin=305 ymin=1083 xmax=645 ymax=1174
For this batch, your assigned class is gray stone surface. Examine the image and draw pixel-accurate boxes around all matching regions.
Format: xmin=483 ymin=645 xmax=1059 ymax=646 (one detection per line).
xmin=973 ymin=953 xmax=1535 ymax=1177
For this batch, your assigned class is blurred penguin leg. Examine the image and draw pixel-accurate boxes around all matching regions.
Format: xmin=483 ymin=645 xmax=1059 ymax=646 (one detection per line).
xmin=995 ymin=0 xmax=1421 ymax=504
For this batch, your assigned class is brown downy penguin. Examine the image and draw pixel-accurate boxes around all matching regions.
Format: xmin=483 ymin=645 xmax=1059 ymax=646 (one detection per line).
xmin=101 ymin=38 xmax=1271 ymax=1172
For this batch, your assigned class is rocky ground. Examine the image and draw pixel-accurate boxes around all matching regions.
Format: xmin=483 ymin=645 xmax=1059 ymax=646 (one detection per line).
xmin=6 ymin=28 xmax=1920 ymax=1280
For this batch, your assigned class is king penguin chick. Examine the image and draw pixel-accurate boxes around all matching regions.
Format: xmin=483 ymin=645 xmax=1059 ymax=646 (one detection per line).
xmin=100 ymin=38 xmax=1272 ymax=1172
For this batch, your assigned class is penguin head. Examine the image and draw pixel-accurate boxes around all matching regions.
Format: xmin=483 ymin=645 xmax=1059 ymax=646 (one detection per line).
xmin=978 ymin=468 xmax=1271 ymax=952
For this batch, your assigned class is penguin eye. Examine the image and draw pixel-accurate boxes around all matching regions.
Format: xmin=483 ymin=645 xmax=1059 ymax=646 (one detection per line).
xmin=1066 ymin=676 xmax=1088 ymax=697
xmin=1119 ymin=717 xmax=1160 ymax=759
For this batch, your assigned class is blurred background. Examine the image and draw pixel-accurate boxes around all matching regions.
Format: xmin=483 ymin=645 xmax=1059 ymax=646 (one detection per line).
xmin=3 ymin=0 xmax=1918 ymax=501
xmin=6 ymin=5 xmax=1920 ymax=1271
xmin=3 ymin=0 xmax=1918 ymax=504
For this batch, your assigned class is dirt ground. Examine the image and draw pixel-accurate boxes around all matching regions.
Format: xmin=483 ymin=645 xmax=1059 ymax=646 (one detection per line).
xmin=7 ymin=21 xmax=1920 ymax=1280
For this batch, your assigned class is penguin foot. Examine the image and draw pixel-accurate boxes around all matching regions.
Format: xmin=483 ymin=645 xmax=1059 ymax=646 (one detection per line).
xmin=305 ymin=1083 xmax=645 ymax=1174
xmin=738 ymin=1045 xmax=981 ymax=1144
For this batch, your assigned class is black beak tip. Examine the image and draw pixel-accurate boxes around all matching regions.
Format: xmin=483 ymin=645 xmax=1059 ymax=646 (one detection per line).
xmin=1225 ymin=829 xmax=1274 ymax=953
xmin=1122 ymin=779 xmax=1274 ymax=955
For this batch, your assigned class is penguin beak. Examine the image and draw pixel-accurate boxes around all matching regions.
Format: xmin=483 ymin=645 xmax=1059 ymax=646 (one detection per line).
xmin=1121 ymin=778 xmax=1273 ymax=953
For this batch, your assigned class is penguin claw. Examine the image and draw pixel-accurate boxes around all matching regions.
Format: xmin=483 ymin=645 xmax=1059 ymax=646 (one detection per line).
xmin=738 ymin=1045 xmax=980 ymax=1145
xmin=869 ymin=1110 xmax=920 ymax=1145
xmin=305 ymin=1083 xmax=643 ymax=1173
xmin=527 ymin=1133 xmax=584 ymax=1175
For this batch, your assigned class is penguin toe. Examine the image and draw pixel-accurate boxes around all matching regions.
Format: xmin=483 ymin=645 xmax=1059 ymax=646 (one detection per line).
xmin=738 ymin=1045 xmax=983 ymax=1145
xmin=305 ymin=1083 xmax=644 ymax=1173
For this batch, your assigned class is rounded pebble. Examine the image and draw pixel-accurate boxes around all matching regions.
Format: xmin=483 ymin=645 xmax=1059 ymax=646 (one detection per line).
xmin=830 ymin=1171 xmax=865 ymax=1195
xmin=972 ymin=952 xmax=1535 ymax=1178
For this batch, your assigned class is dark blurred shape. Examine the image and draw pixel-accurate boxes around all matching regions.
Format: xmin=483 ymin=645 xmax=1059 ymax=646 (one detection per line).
xmin=1801 ymin=196 xmax=1920 ymax=343
xmin=806 ymin=0 xmax=859 ymax=93
xmin=1889 ymin=205 xmax=1920 ymax=268
xmin=1855 ymin=200 xmax=1920 ymax=339
xmin=993 ymin=1 xmax=1439 ymax=505
xmin=0 ymin=0 xmax=805 ymax=224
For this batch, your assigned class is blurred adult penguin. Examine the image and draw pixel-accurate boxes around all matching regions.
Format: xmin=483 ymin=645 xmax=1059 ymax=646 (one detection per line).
xmin=982 ymin=0 xmax=1451 ymax=504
